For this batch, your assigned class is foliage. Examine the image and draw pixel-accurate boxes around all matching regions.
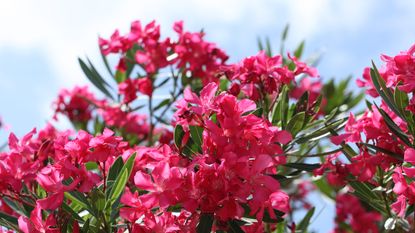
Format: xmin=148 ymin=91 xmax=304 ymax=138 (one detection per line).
xmin=0 ymin=20 xmax=413 ymax=233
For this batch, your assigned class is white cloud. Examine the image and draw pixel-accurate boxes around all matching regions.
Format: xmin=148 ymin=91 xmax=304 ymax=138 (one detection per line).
xmin=1 ymin=0 xmax=414 ymax=123
xmin=0 ymin=0 xmax=378 ymax=86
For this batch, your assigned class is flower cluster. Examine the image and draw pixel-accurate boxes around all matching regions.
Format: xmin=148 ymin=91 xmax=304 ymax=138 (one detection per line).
xmin=221 ymin=51 xmax=318 ymax=101
xmin=332 ymin=193 xmax=381 ymax=233
xmin=3 ymin=19 xmax=414 ymax=233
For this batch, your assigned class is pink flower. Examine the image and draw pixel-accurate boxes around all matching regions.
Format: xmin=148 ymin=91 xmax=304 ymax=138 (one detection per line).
xmin=391 ymin=195 xmax=407 ymax=217
xmin=36 ymin=166 xmax=78 ymax=210
xmin=88 ymin=128 xmax=126 ymax=162
xmin=269 ymin=191 xmax=290 ymax=213
xmin=134 ymin=162 xmax=183 ymax=208
xmin=18 ymin=204 xmax=60 ymax=233
xmin=404 ymin=148 xmax=415 ymax=164
xmin=174 ymin=21 xmax=228 ymax=84
xmin=120 ymin=188 xmax=148 ymax=222
xmin=53 ymin=86 xmax=100 ymax=122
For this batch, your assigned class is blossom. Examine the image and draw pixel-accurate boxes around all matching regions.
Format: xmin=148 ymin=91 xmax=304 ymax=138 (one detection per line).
xmin=173 ymin=21 xmax=228 ymax=84
xmin=53 ymin=86 xmax=100 ymax=122
xmin=18 ymin=204 xmax=60 ymax=233
xmin=134 ymin=162 xmax=183 ymax=208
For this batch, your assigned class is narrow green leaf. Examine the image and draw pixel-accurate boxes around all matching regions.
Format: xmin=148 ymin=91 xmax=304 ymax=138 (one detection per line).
xmin=115 ymin=70 xmax=127 ymax=83
xmin=370 ymin=63 xmax=403 ymax=119
xmin=294 ymin=41 xmax=305 ymax=59
xmin=81 ymin=218 xmax=90 ymax=233
xmin=294 ymin=91 xmax=309 ymax=115
xmin=376 ymin=105 xmax=412 ymax=147
xmin=0 ymin=211 xmax=19 ymax=231
xmin=153 ymin=99 xmax=171 ymax=111
xmin=100 ymin=47 xmax=114 ymax=78
xmin=155 ymin=77 xmax=170 ymax=88
xmin=78 ymin=58 xmax=114 ymax=99
xmin=265 ymin=37 xmax=272 ymax=57
xmin=106 ymin=153 xmax=137 ymax=208
xmin=62 ymin=202 xmax=85 ymax=223
xmin=189 ymin=125 xmax=203 ymax=147
xmin=106 ymin=157 xmax=124 ymax=199
xmin=197 ymin=213 xmax=214 ymax=233
xmin=297 ymin=207 xmax=315 ymax=232
xmin=281 ymin=25 xmax=289 ymax=41
xmin=286 ymin=112 xmax=306 ymax=136
xmin=271 ymin=86 xmax=289 ymax=126
xmin=65 ymin=191 xmax=95 ymax=217
xmin=394 ymin=86 xmax=409 ymax=117
xmin=361 ymin=143 xmax=403 ymax=161
xmin=174 ymin=125 xmax=185 ymax=151
xmin=228 ymin=220 xmax=245 ymax=233
xmin=284 ymin=163 xmax=320 ymax=172
xmin=313 ymin=178 xmax=335 ymax=200
xmin=257 ymin=37 xmax=264 ymax=51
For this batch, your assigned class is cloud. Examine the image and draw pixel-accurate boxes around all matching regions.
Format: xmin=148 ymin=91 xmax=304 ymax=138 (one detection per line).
xmin=0 ymin=0 xmax=379 ymax=86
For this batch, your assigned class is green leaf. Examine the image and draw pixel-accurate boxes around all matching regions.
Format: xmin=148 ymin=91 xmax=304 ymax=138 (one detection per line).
xmin=294 ymin=41 xmax=305 ymax=59
xmin=271 ymin=86 xmax=289 ymax=127
xmin=2 ymin=197 xmax=30 ymax=217
xmin=219 ymin=78 xmax=229 ymax=91
xmin=297 ymin=207 xmax=315 ymax=232
xmin=0 ymin=211 xmax=18 ymax=227
xmin=196 ymin=213 xmax=214 ymax=233
xmin=375 ymin=104 xmax=412 ymax=147
xmin=370 ymin=63 xmax=403 ymax=119
xmin=189 ymin=125 xmax=203 ymax=147
xmin=78 ymin=58 xmax=114 ymax=100
xmin=313 ymin=178 xmax=335 ymax=200
xmin=294 ymin=117 xmax=347 ymax=144
xmin=286 ymin=112 xmax=306 ymax=136
xmin=257 ymin=37 xmax=264 ymax=51
xmin=228 ymin=220 xmax=245 ymax=233
xmin=91 ymin=189 xmax=106 ymax=212
xmin=65 ymin=191 xmax=96 ymax=217
xmin=281 ymin=24 xmax=289 ymax=41
xmin=100 ymin=47 xmax=114 ymax=78
xmin=294 ymin=91 xmax=309 ymax=115
xmin=155 ymin=77 xmax=170 ymax=88
xmin=85 ymin=161 xmax=98 ymax=171
xmin=106 ymin=157 xmax=124 ymax=199
xmin=106 ymin=153 xmax=137 ymax=208
xmin=348 ymin=181 xmax=385 ymax=214
xmin=81 ymin=218 xmax=91 ymax=233
xmin=284 ymin=163 xmax=320 ymax=172
xmin=115 ymin=70 xmax=127 ymax=83
xmin=174 ymin=125 xmax=186 ymax=151
xmin=394 ymin=86 xmax=409 ymax=114
xmin=62 ymin=202 xmax=85 ymax=223
xmin=275 ymin=221 xmax=286 ymax=233
xmin=153 ymin=99 xmax=171 ymax=111
xmin=361 ymin=143 xmax=403 ymax=161
xmin=265 ymin=37 xmax=272 ymax=57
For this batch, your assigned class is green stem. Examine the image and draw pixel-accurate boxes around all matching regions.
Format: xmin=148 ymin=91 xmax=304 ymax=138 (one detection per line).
xmin=148 ymin=93 xmax=154 ymax=146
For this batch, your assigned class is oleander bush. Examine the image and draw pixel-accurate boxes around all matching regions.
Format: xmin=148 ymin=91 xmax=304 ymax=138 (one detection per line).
xmin=0 ymin=20 xmax=414 ymax=233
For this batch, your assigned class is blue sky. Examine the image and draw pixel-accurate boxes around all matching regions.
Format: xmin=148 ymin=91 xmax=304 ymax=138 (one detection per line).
xmin=1 ymin=0 xmax=415 ymax=231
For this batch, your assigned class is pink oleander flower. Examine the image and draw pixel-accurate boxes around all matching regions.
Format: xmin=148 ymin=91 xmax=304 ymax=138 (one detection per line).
xmin=221 ymin=51 xmax=318 ymax=101
xmin=36 ymin=165 xmax=78 ymax=210
xmin=173 ymin=21 xmax=228 ymax=84
xmin=358 ymin=43 xmax=415 ymax=94
xmin=332 ymin=193 xmax=381 ymax=233
xmin=18 ymin=204 xmax=60 ymax=233
xmin=53 ymin=86 xmax=101 ymax=122
xmin=134 ymin=161 xmax=183 ymax=208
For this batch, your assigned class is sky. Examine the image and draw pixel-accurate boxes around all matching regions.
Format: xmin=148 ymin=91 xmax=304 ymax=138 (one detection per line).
xmin=1 ymin=0 xmax=415 ymax=231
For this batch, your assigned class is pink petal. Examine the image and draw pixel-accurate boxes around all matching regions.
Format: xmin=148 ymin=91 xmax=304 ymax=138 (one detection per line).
xmin=134 ymin=171 xmax=156 ymax=191
xmin=404 ymin=148 xmax=415 ymax=163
